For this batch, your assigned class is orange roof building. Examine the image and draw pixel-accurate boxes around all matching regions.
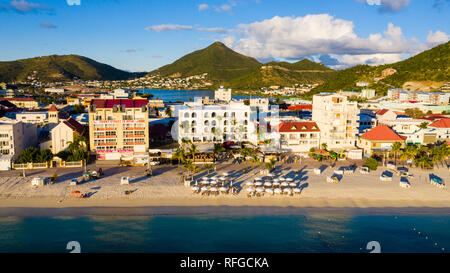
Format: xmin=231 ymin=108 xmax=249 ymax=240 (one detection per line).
xmin=359 ymin=125 xmax=406 ymax=155
xmin=429 ymin=118 xmax=450 ymax=128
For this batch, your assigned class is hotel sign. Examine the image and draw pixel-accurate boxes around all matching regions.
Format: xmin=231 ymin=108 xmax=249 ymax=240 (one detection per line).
xmin=94 ymin=120 xmax=145 ymax=124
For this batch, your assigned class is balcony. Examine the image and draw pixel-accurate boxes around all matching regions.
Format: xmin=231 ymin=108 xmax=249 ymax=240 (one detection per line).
xmin=96 ymin=135 xmax=116 ymax=139
xmin=124 ymin=142 xmax=145 ymax=145
xmin=124 ymin=127 xmax=145 ymax=131
xmin=96 ymin=143 xmax=117 ymax=146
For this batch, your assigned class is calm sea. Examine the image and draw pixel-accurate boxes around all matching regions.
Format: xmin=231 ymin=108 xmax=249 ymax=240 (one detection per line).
xmin=0 ymin=212 xmax=449 ymax=253
xmin=138 ymin=89 xmax=264 ymax=102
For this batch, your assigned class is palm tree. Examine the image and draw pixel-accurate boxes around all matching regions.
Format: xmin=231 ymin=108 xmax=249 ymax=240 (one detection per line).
xmin=400 ymin=145 xmax=418 ymax=166
xmin=213 ymin=143 xmax=225 ymax=162
xmin=264 ymin=157 xmax=277 ymax=173
xmin=164 ymin=107 xmax=173 ymax=117
xmin=419 ymin=122 xmax=429 ymax=129
xmin=391 ymin=142 xmax=402 ymax=166
xmin=321 ymin=143 xmax=328 ymax=151
xmin=188 ymin=143 xmax=198 ymax=163
xmin=173 ymin=146 xmax=186 ymax=168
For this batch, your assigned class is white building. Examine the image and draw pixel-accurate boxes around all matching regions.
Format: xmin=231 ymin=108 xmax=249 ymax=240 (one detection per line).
xmin=50 ymin=118 xmax=87 ymax=154
xmin=111 ymin=88 xmax=129 ymax=99
xmin=312 ymin=93 xmax=359 ymax=149
xmin=175 ymin=101 xmax=257 ymax=144
xmin=278 ymin=121 xmax=320 ymax=152
xmin=361 ymin=89 xmax=376 ymax=99
xmin=15 ymin=112 xmax=48 ymax=126
xmin=45 ymin=88 xmax=65 ymax=94
xmin=214 ymin=86 xmax=232 ymax=102
xmin=0 ymin=120 xmax=38 ymax=169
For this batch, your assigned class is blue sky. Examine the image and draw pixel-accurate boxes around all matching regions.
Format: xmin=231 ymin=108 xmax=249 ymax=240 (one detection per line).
xmin=0 ymin=0 xmax=449 ymax=71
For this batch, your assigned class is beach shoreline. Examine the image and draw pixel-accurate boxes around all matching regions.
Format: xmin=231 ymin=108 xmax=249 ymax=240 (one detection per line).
xmin=1 ymin=196 xmax=450 ymax=217
xmin=1 ymin=160 xmax=449 ymax=217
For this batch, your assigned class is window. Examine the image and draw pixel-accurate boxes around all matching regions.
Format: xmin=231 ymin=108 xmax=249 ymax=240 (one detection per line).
xmin=95 ymin=115 xmax=102 ymax=121
xmin=184 ymin=112 xmax=189 ymax=118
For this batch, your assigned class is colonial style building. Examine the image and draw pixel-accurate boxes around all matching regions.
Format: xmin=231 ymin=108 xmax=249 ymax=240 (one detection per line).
xmin=278 ymin=121 xmax=320 ymax=152
xmin=358 ymin=125 xmax=406 ymax=155
xmin=175 ymin=101 xmax=257 ymax=144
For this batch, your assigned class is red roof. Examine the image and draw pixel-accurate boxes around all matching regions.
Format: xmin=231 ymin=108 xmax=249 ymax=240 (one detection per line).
xmin=287 ymin=105 xmax=312 ymax=111
xmin=376 ymin=109 xmax=389 ymax=115
xmin=63 ymin=117 xmax=87 ymax=137
xmin=4 ymin=97 xmax=35 ymax=102
xmin=429 ymin=118 xmax=450 ymax=128
xmin=90 ymin=99 xmax=148 ymax=109
xmin=48 ymin=104 xmax=58 ymax=112
xmin=279 ymin=122 xmax=320 ymax=133
xmin=361 ymin=125 xmax=406 ymax=141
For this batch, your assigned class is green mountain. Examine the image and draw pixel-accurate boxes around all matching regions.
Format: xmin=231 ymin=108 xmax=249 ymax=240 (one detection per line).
xmin=0 ymin=54 xmax=137 ymax=82
xmin=149 ymin=42 xmax=335 ymax=89
xmin=229 ymin=59 xmax=335 ymax=89
xmin=149 ymin=42 xmax=261 ymax=84
xmin=310 ymin=41 xmax=450 ymax=96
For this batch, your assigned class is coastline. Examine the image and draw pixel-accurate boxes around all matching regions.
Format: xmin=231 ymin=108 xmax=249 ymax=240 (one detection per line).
xmin=1 ymin=196 xmax=450 ymax=217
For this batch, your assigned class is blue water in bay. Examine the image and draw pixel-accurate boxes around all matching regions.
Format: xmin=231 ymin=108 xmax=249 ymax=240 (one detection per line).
xmin=0 ymin=213 xmax=449 ymax=253
xmin=138 ymin=89 xmax=265 ymax=102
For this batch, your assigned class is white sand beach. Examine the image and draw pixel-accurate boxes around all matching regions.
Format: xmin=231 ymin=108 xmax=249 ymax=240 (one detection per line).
xmin=0 ymin=160 xmax=448 ymax=210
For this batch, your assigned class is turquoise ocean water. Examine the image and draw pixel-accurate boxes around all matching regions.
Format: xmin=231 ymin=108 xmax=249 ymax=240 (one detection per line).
xmin=138 ymin=89 xmax=264 ymax=102
xmin=0 ymin=213 xmax=448 ymax=253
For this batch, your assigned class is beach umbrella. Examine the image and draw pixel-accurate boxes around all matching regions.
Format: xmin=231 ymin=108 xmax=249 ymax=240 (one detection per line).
xmin=201 ymin=186 xmax=209 ymax=191
xmin=281 ymin=182 xmax=289 ymax=187
xmin=284 ymin=188 xmax=292 ymax=194
xmin=279 ymin=177 xmax=286 ymax=182
xmin=254 ymin=182 xmax=263 ymax=187
xmin=273 ymin=181 xmax=280 ymax=187
xmin=191 ymin=186 xmax=200 ymax=191
xmin=274 ymin=188 xmax=282 ymax=194
xmin=210 ymin=187 xmax=218 ymax=192
xmin=267 ymin=173 xmax=274 ymax=178
xmin=264 ymin=182 xmax=272 ymax=187
xmin=265 ymin=188 xmax=274 ymax=194
xmin=273 ymin=178 xmax=280 ymax=182
xmin=210 ymin=181 xmax=218 ymax=186
xmin=293 ymin=188 xmax=301 ymax=193
xmin=211 ymin=175 xmax=218 ymax=180
xmin=71 ymin=191 xmax=80 ymax=195
xmin=201 ymin=180 xmax=210 ymax=185
xmin=202 ymin=177 xmax=209 ymax=180
xmin=245 ymin=181 xmax=254 ymax=187
xmin=286 ymin=178 xmax=293 ymax=182
xmin=256 ymin=187 xmax=265 ymax=193
xmin=289 ymin=182 xmax=297 ymax=187
xmin=254 ymin=177 xmax=262 ymax=181
xmin=222 ymin=172 xmax=229 ymax=176
xmin=219 ymin=187 xmax=228 ymax=192
xmin=246 ymin=187 xmax=255 ymax=192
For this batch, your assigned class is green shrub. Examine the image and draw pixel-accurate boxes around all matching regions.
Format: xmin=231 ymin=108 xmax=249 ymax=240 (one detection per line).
xmin=364 ymin=157 xmax=379 ymax=171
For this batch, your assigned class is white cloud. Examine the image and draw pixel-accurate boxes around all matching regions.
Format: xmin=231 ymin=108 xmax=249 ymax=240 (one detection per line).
xmin=40 ymin=22 xmax=57 ymax=29
xmin=226 ymin=15 xmax=415 ymax=67
xmin=66 ymin=0 xmax=81 ymax=6
xmin=145 ymin=24 xmax=194 ymax=32
xmin=221 ymin=4 xmax=232 ymax=11
xmin=426 ymin=30 xmax=449 ymax=47
xmin=0 ymin=0 xmax=50 ymax=13
xmin=198 ymin=3 xmax=209 ymax=11
xmin=145 ymin=24 xmax=230 ymax=33
xmin=360 ymin=0 xmax=411 ymax=11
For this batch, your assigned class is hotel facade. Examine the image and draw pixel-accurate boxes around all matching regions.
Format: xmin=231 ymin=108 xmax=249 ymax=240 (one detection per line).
xmin=89 ymin=99 xmax=149 ymax=163
xmin=175 ymin=101 xmax=258 ymax=145
xmin=312 ymin=93 xmax=360 ymax=150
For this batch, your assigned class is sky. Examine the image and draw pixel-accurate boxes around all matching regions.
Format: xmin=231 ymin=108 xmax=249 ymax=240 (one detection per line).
xmin=0 ymin=0 xmax=449 ymax=72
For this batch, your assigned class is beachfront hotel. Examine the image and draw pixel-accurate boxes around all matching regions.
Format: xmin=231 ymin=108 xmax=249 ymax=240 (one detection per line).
xmin=312 ymin=93 xmax=360 ymax=150
xmin=88 ymin=99 xmax=149 ymax=163
xmin=175 ymin=101 xmax=258 ymax=145
xmin=278 ymin=121 xmax=321 ymax=152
